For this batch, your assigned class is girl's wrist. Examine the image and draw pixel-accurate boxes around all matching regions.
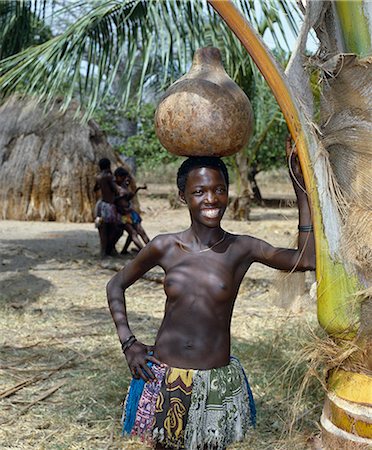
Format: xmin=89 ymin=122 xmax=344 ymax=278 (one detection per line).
xmin=121 ymin=334 xmax=137 ymax=352
xmin=298 ymin=224 xmax=313 ymax=232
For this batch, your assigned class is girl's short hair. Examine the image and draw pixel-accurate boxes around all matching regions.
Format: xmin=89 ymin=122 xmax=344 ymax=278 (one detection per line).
xmin=114 ymin=167 xmax=130 ymax=178
xmin=99 ymin=158 xmax=111 ymax=170
xmin=176 ymin=157 xmax=229 ymax=192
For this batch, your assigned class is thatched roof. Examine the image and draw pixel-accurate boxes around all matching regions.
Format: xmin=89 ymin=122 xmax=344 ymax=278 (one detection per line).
xmin=0 ymin=96 xmax=123 ymax=222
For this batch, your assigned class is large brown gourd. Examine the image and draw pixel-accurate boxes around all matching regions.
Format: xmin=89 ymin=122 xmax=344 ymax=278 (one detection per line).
xmin=154 ymin=47 xmax=254 ymax=157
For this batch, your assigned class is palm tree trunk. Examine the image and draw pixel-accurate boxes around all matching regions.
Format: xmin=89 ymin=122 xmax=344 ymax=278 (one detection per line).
xmin=315 ymin=3 xmax=372 ymax=447
xmin=207 ymin=1 xmax=371 ymax=447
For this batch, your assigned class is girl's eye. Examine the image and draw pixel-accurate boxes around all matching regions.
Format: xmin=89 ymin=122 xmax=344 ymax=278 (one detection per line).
xmin=216 ymin=187 xmax=226 ymax=194
xmin=193 ymin=190 xmax=203 ymax=195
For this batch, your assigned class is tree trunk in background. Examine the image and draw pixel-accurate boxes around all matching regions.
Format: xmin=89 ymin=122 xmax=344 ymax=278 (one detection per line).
xmin=230 ymin=150 xmax=253 ymax=220
xmin=0 ymin=96 xmax=132 ymax=222
xmin=248 ymin=165 xmax=264 ymax=205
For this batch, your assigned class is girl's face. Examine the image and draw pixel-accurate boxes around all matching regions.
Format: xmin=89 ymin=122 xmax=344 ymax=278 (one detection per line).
xmin=180 ymin=167 xmax=228 ymax=228
xmin=116 ymin=175 xmax=125 ymax=185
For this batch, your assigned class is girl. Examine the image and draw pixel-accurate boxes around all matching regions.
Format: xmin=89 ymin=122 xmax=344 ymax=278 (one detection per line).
xmin=107 ymin=145 xmax=315 ymax=450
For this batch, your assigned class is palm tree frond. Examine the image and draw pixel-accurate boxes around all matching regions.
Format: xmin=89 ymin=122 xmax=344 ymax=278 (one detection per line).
xmin=0 ymin=0 xmax=51 ymax=59
xmin=0 ymin=0 xmax=301 ymax=117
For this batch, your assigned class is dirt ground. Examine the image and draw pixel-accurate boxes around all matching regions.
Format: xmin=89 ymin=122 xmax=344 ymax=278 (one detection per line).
xmin=0 ymin=181 xmax=320 ymax=450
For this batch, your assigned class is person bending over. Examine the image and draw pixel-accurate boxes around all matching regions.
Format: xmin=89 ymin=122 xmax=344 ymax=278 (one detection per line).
xmin=114 ymin=167 xmax=150 ymax=253
xmin=114 ymin=195 xmax=148 ymax=253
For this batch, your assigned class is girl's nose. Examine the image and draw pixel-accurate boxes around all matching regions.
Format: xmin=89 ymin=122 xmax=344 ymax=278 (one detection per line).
xmin=205 ymin=191 xmax=217 ymax=203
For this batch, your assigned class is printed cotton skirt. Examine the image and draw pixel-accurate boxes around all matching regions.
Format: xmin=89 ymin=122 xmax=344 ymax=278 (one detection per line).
xmin=122 ymin=357 xmax=256 ymax=449
xmin=100 ymin=201 xmax=118 ymax=224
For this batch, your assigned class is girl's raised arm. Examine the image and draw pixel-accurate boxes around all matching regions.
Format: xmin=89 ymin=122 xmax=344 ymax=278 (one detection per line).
xmin=250 ymin=138 xmax=315 ymax=272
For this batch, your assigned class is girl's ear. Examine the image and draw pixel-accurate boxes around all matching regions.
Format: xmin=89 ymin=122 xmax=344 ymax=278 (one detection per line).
xmin=179 ymin=190 xmax=186 ymax=204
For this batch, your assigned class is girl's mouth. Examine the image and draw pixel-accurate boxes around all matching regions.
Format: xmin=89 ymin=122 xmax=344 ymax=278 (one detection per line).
xmin=201 ymin=208 xmax=220 ymax=218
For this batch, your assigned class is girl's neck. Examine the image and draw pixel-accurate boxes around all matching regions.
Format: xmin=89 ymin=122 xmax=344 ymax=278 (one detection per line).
xmin=187 ymin=224 xmax=224 ymax=246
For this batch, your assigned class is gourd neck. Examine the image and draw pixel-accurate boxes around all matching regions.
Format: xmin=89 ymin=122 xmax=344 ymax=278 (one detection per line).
xmin=191 ymin=47 xmax=225 ymax=71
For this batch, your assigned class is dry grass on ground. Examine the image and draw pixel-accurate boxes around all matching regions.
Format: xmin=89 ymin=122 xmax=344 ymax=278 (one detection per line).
xmin=0 ymin=187 xmax=323 ymax=450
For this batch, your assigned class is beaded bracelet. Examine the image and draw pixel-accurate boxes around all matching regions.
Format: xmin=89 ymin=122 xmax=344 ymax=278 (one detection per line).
xmin=122 ymin=337 xmax=137 ymax=353
xmin=121 ymin=335 xmax=136 ymax=352
xmin=298 ymin=225 xmax=314 ymax=232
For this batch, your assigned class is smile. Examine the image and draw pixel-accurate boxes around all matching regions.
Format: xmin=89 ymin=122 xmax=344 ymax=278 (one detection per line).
xmin=200 ymin=208 xmax=220 ymax=218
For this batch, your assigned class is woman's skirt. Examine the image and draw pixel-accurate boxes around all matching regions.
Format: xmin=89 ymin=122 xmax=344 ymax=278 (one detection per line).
xmin=122 ymin=356 xmax=256 ymax=449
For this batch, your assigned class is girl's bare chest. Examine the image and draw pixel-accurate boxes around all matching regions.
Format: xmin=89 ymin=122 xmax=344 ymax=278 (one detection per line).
xmin=163 ymin=253 xmax=236 ymax=299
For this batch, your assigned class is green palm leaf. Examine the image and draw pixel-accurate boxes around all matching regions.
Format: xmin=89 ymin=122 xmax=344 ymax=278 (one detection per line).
xmin=0 ymin=0 xmax=51 ymax=59
xmin=0 ymin=0 xmax=301 ymax=117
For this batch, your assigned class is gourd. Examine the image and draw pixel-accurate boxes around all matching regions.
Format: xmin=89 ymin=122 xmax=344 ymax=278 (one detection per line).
xmin=155 ymin=47 xmax=254 ymax=157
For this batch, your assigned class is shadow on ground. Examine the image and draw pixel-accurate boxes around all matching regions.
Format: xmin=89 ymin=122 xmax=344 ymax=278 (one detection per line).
xmin=0 ymin=272 xmax=53 ymax=308
xmin=0 ymin=229 xmax=99 ymax=272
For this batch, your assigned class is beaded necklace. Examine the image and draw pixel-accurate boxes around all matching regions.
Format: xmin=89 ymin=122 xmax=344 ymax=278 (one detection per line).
xmin=179 ymin=231 xmax=226 ymax=254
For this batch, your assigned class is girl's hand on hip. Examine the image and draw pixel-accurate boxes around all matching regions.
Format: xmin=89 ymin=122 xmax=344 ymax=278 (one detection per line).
xmin=124 ymin=341 xmax=162 ymax=381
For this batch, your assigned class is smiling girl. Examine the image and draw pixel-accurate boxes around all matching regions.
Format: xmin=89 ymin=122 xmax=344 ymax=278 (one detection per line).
xmin=107 ymin=148 xmax=315 ymax=450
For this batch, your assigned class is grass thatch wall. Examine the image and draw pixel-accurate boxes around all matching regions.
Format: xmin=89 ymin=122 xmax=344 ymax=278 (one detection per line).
xmin=0 ymin=96 xmax=123 ymax=222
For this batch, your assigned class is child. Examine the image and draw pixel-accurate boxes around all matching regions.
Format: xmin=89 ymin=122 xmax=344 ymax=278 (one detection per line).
xmin=114 ymin=195 xmax=149 ymax=253
xmin=114 ymin=167 xmax=150 ymax=253
xmin=106 ymin=143 xmax=315 ymax=450
xmin=94 ymin=158 xmax=120 ymax=258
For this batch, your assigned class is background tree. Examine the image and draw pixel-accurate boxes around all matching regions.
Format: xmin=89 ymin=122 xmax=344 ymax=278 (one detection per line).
xmin=95 ymin=101 xmax=178 ymax=171
xmin=230 ymin=70 xmax=288 ymax=219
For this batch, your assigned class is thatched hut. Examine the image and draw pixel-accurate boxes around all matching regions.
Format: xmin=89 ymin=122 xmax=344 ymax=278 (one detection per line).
xmin=0 ymin=96 xmax=125 ymax=222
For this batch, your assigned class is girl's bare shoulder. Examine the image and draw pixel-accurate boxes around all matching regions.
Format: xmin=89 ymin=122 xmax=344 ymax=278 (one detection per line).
xmin=226 ymin=232 xmax=258 ymax=244
xmin=149 ymin=231 xmax=184 ymax=253
xmin=226 ymin=232 xmax=263 ymax=255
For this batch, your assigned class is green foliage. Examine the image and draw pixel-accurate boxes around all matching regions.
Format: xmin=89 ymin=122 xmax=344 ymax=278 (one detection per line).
xmin=94 ymin=97 xmax=129 ymax=138
xmin=122 ymin=103 xmax=178 ymax=169
xmin=94 ymin=100 xmax=177 ymax=169
xmin=0 ymin=0 xmax=301 ymax=118
xmin=246 ymin=73 xmax=288 ymax=173
xmin=0 ymin=1 xmax=52 ymax=60
xmin=243 ymin=54 xmax=321 ymax=176
xmin=224 ymin=73 xmax=288 ymax=185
